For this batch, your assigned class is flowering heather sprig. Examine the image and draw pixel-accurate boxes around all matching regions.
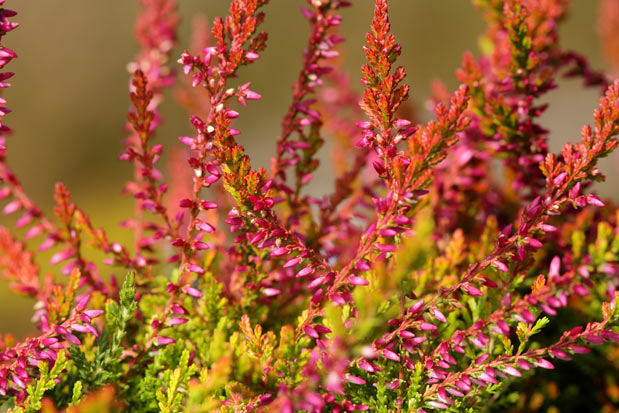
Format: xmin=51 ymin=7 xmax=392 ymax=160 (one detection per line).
xmin=456 ymin=0 xmax=610 ymax=203
xmin=296 ymin=0 xmax=470 ymax=342
xmin=0 ymin=270 xmax=103 ymax=402
xmin=122 ymin=0 xmax=179 ymax=257
xmin=271 ymin=0 xmax=349 ymax=227
xmin=123 ymin=70 xmax=179 ymax=258
xmin=420 ymin=295 xmax=619 ymax=409
xmin=390 ymin=80 xmax=619 ymax=333
xmin=1 ymin=0 xmax=619 ymax=411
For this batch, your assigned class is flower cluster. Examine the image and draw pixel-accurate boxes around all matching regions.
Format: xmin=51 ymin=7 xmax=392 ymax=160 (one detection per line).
xmin=0 ymin=0 xmax=618 ymax=411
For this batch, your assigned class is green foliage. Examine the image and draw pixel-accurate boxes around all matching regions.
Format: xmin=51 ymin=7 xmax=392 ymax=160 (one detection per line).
xmin=16 ymin=352 xmax=69 ymax=413
xmin=68 ymin=274 xmax=137 ymax=394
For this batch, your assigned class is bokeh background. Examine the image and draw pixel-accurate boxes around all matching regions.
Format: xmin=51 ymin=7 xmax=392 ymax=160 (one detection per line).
xmin=0 ymin=1 xmax=616 ymax=338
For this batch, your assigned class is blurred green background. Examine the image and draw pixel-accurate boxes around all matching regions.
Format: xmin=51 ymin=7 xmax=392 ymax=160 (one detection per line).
xmin=0 ymin=1 xmax=616 ymax=338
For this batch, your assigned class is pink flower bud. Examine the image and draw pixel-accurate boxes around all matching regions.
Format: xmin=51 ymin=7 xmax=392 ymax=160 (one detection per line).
xmin=283 ymin=257 xmax=301 ymax=268
xmin=409 ymin=299 xmax=425 ymax=313
xmin=475 ymin=353 xmax=489 ymax=365
xmin=187 ymin=264 xmax=204 ymax=274
xmin=585 ymin=334 xmax=604 ymax=345
xmin=419 ymin=322 xmax=437 ymax=331
xmin=83 ymin=309 xmax=104 ymax=319
xmin=535 ymin=358 xmax=554 ymax=369
xmin=553 ymin=172 xmax=567 ymax=186
xmin=355 ymin=260 xmax=371 ymax=271
xmin=522 ymin=237 xmax=543 ymax=249
xmin=156 ymin=336 xmax=175 ymax=345
xmin=586 ymin=195 xmax=604 ymax=207
xmin=304 ymin=325 xmax=319 ymax=338
xmin=296 ymin=266 xmax=314 ymax=278
xmin=262 ymin=288 xmax=281 ymax=297
xmin=382 ymin=349 xmax=400 ymax=361
xmin=64 ymin=333 xmax=81 ymax=346
xmin=182 ymin=285 xmax=203 ymax=298
xmin=167 ymin=318 xmax=188 ymax=326
xmin=430 ymin=307 xmax=447 ymax=323
xmin=2 ymin=199 xmax=20 ymax=215
xmin=399 ymin=330 xmax=415 ymax=339
xmin=346 ymin=375 xmax=366 ymax=385
xmin=49 ymin=249 xmax=73 ymax=265
xmin=358 ymin=359 xmax=375 ymax=373
xmin=461 ymin=283 xmax=483 ymax=297
xmin=349 ymin=276 xmax=369 ymax=286
xmin=492 ymin=261 xmax=508 ymax=272
xmin=307 ymin=276 xmax=326 ymax=289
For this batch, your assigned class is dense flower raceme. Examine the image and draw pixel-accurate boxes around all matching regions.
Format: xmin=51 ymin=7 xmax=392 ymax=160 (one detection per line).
xmin=0 ymin=0 xmax=618 ymax=411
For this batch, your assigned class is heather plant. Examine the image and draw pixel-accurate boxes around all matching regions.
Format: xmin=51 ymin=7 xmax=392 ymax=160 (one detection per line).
xmin=0 ymin=0 xmax=618 ymax=411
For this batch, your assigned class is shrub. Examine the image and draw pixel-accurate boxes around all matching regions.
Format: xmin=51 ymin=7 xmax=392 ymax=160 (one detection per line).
xmin=0 ymin=0 xmax=618 ymax=411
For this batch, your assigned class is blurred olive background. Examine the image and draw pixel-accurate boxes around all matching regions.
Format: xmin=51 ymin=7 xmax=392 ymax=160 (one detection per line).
xmin=0 ymin=1 xmax=615 ymax=338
